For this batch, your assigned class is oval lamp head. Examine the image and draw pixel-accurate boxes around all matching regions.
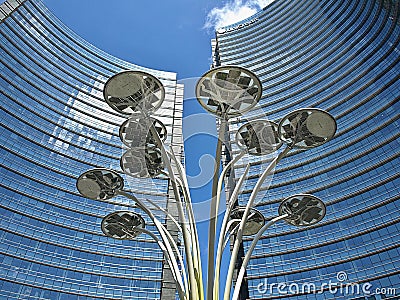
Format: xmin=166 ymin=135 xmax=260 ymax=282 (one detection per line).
xmin=76 ymin=168 xmax=124 ymax=200
xmin=278 ymin=108 xmax=337 ymax=149
xmin=120 ymin=146 xmax=164 ymax=178
xmin=103 ymin=70 xmax=165 ymax=115
xmin=119 ymin=116 xmax=167 ymax=148
xmin=230 ymin=207 xmax=266 ymax=236
xmin=236 ymin=120 xmax=282 ymax=155
xmin=196 ymin=65 xmax=262 ymax=119
xmin=101 ymin=211 xmax=145 ymax=240
xmin=278 ymin=194 xmax=326 ymax=227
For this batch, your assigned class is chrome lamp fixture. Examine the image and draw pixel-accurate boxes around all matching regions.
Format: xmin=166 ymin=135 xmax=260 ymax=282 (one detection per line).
xmin=76 ymin=66 xmax=337 ymax=300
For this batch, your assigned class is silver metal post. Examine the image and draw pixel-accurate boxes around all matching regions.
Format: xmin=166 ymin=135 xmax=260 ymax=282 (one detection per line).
xmin=213 ymin=163 xmax=250 ymax=299
xmin=207 ymin=117 xmax=227 ymax=300
xmin=231 ymin=214 xmax=289 ymax=300
xmin=173 ymin=175 xmax=203 ymax=298
xmin=158 ymin=221 xmax=190 ymax=296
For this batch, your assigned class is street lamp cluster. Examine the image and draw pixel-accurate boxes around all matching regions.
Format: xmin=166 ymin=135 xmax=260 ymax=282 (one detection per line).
xmin=76 ymin=66 xmax=337 ymax=300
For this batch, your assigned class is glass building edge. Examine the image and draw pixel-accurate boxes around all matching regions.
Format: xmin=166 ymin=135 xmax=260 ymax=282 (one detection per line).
xmin=213 ymin=0 xmax=400 ymax=299
xmin=1 ymin=0 xmax=183 ymax=299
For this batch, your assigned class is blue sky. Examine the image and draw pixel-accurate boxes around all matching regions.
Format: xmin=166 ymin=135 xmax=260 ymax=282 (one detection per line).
xmin=39 ymin=0 xmax=273 ymax=79
xmin=42 ymin=0 xmax=216 ymax=79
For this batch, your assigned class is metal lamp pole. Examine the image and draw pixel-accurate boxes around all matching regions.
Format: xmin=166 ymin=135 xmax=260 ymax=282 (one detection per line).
xmin=75 ymin=68 xmax=337 ymax=300
xmin=195 ymin=66 xmax=263 ymax=300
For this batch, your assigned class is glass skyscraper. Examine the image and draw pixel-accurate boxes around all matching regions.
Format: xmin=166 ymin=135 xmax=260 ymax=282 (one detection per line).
xmin=213 ymin=0 xmax=399 ymax=299
xmin=1 ymin=0 xmax=183 ymax=299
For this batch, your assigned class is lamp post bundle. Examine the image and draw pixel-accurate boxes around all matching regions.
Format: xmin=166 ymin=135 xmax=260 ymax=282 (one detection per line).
xmin=76 ymin=66 xmax=337 ymax=300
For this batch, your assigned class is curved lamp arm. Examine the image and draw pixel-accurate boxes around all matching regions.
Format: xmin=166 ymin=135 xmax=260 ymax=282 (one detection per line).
xmin=116 ymin=191 xmax=187 ymax=300
xmin=224 ymin=145 xmax=291 ymax=300
xmin=214 ymin=150 xmax=246 ymax=229
xmin=149 ymin=126 xmax=200 ymax=300
xmin=213 ymin=150 xmax=246 ymax=236
xmin=166 ymin=146 xmax=203 ymax=294
xmin=143 ymin=196 xmax=183 ymax=233
xmin=206 ymin=117 xmax=228 ymax=300
xmin=222 ymin=221 xmax=240 ymax=250
xmin=213 ymin=163 xmax=250 ymax=299
xmin=173 ymin=175 xmax=204 ymax=299
xmin=232 ymin=214 xmax=289 ymax=300
xmin=157 ymin=220 xmax=189 ymax=296
xmin=122 ymin=226 xmax=187 ymax=299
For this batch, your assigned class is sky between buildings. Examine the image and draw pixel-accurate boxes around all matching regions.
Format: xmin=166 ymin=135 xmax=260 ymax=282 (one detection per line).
xmin=40 ymin=0 xmax=274 ymax=79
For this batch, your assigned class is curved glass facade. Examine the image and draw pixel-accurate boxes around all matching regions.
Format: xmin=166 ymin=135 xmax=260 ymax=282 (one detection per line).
xmin=1 ymin=0 xmax=183 ymax=299
xmin=214 ymin=0 xmax=399 ymax=299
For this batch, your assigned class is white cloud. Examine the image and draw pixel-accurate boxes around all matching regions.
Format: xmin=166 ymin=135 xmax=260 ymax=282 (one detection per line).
xmin=249 ymin=0 xmax=276 ymax=9
xmin=204 ymin=0 xmax=275 ymax=31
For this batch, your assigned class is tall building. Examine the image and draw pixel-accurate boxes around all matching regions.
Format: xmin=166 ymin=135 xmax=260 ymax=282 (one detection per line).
xmin=1 ymin=0 xmax=183 ymax=299
xmin=213 ymin=0 xmax=399 ymax=299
